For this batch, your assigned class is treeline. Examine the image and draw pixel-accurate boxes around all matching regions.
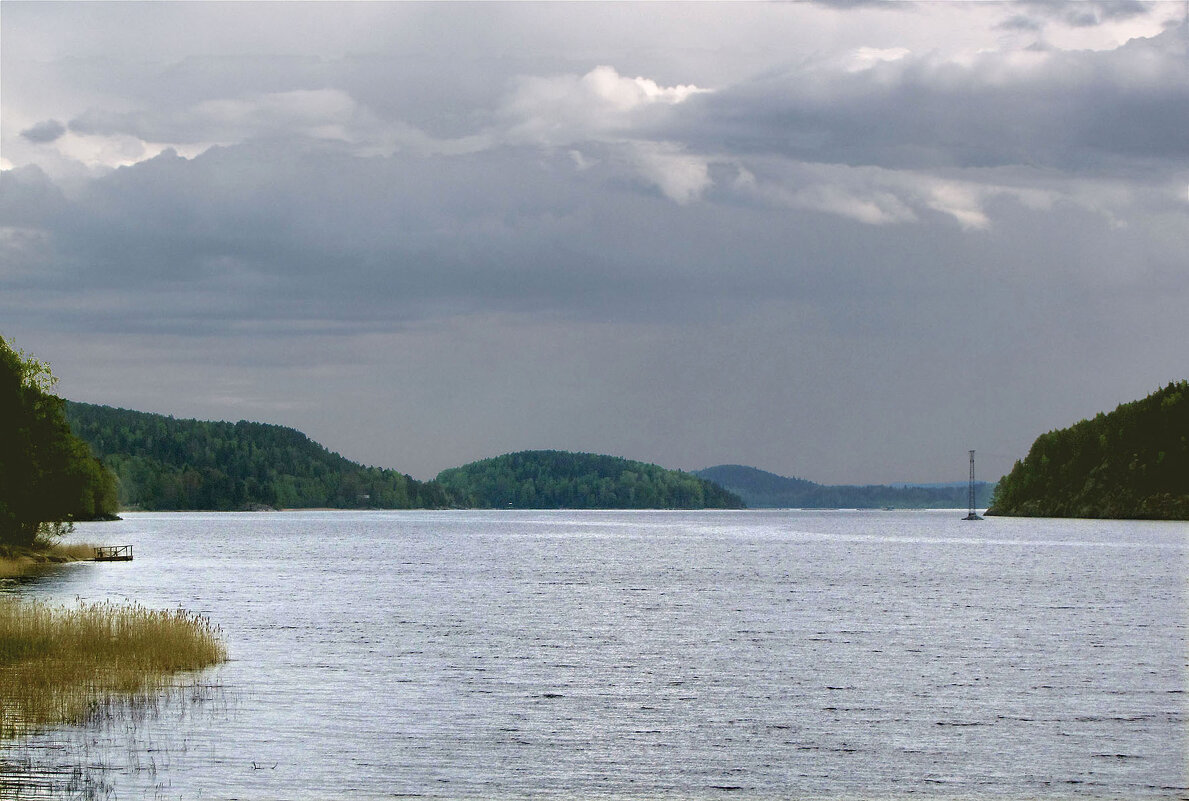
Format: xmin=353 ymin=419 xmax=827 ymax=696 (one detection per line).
xmin=1 ymin=338 xmax=118 ymax=547
xmin=988 ymin=381 xmax=1189 ymax=519
xmin=64 ymin=402 xmax=451 ymax=511
xmin=436 ymin=450 xmax=744 ymax=509
xmin=695 ymin=464 xmax=996 ymax=509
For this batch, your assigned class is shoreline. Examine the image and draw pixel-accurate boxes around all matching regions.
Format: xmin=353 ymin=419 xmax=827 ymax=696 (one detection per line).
xmin=0 ymin=542 xmax=97 ymax=580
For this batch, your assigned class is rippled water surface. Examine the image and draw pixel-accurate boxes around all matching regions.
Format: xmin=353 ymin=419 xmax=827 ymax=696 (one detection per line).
xmin=2 ymin=509 xmax=1186 ymax=799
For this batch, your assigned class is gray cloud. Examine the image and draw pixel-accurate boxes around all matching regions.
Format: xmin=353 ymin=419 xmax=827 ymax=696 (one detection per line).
xmin=668 ymin=26 xmax=1188 ymax=173
xmin=3 ymin=1 xmax=1187 ymax=484
xmin=998 ymin=14 xmax=1045 ymax=32
xmin=20 ymin=118 xmax=66 ymax=143
xmin=1018 ymin=0 xmax=1153 ymax=27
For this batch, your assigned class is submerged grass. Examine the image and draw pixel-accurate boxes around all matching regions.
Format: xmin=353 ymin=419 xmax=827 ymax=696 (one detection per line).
xmin=0 ymin=599 xmax=227 ymax=738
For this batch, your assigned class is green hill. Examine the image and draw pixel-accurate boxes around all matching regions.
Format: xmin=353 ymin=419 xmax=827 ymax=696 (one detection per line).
xmin=696 ymin=464 xmax=995 ymax=509
xmin=63 ymin=401 xmax=451 ymax=511
xmin=436 ymin=450 xmax=744 ymax=509
xmin=987 ymin=381 xmax=1189 ymax=519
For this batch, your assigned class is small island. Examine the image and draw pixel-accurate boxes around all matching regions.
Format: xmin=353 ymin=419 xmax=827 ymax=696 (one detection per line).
xmin=987 ymin=380 xmax=1189 ymax=519
xmin=436 ymin=450 xmax=744 ymax=509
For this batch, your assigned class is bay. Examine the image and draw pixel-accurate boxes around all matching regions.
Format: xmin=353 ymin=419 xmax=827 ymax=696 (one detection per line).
xmin=2 ymin=509 xmax=1186 ymax=800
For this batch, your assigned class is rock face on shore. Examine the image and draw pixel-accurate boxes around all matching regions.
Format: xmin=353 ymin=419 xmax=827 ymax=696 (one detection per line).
xmin=987 ymin=381 xmax=1189 ymax=519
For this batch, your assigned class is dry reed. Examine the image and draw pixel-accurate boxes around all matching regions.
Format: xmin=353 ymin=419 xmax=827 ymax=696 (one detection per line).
xmin=0 ymin=542 xmax=102 ymax=579
xmin=0 ymin=599 xmax=227 ymax=738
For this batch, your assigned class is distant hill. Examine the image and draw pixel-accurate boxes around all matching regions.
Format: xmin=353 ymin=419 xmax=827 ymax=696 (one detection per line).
xmin=695 ymin=464 xmax=995 ymax=509
xmin=64 ymin=401 xmax=451 ymax=511
xmin=987 ymin=381 xmax=1189 ymax=519
xmin=436 ymin=450 xmax=744 ymax=509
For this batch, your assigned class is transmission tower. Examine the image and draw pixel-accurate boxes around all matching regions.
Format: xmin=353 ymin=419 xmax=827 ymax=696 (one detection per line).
xmin=964 ymin=450 xmax=982 ymax=520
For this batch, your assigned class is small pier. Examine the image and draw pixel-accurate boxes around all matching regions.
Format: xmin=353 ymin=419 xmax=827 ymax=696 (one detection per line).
xmin=93 ymin=545 xmax=133 ymax=562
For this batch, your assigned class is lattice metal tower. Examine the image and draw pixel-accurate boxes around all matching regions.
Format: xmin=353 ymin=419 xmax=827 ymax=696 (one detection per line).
xmin=964 ymin=450 xmax=982 ymax=520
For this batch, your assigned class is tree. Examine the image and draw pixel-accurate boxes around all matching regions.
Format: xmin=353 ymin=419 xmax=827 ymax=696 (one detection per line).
xmin=0 ymin=336 xmax=118 ymax=547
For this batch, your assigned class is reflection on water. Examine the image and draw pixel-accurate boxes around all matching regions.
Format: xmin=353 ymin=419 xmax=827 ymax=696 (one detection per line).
xmin=2 ymin=510 xmax=1186 ymax=799
xmin=0 ymin=680 xmax=231 ymax=800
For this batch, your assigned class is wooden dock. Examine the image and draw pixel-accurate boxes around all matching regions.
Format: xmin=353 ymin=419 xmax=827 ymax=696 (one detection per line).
xmin=93 ymin=545 xmax=133 ymax=562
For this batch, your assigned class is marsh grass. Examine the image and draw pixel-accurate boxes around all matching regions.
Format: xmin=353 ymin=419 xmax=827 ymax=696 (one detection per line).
xmin=48 ymin=543 xmax=102 ymax=562
xmin=0 ymin=599 xmax=227 ymax=739
xmin=0 ymin=542 xmax=100 ymax=579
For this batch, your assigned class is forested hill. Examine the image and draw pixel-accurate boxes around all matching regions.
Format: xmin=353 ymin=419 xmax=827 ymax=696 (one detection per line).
xmin=436 ymin=450 xmax=744 ymax=509
xmin=987 ymin=381 xmax=1189 ymax=519
xmin=696 ymin=464 xmax=995 ymax=509
xmin=63 ymin=401 xmax=451 ymax=511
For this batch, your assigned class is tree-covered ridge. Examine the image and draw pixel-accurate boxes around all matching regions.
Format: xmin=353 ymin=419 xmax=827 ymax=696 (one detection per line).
xmin=1 ymin=338 xmax=118 ymax=546
xmin=987 ymin=381 xmax=1189 ymax=519
xmin=64 ymin=402 xmax=452 ymax=511
xmin=696 ymin=464 xmax=995 ymax=509
xmin=436 ymin=450 xmax=744 ymax=509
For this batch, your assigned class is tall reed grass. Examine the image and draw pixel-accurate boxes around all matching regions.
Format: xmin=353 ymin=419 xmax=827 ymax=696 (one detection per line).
xmin=0 ymin=599 xmax=227 ymax=738
xmin=0 ymin=542 xmax=99 ymax=579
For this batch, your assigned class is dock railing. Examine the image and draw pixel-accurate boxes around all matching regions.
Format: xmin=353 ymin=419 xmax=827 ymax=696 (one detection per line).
xmin=94 ymin=545 xmax=133 ymax=561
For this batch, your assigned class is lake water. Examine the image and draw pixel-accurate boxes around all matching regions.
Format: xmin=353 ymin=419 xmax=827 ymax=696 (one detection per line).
xmin=1 ymin=509 xmax=1186 ymax=800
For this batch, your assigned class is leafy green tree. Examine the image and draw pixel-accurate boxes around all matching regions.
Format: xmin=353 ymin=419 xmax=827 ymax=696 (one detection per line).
xmin=1 ymin=336 xmax=118 ymax=547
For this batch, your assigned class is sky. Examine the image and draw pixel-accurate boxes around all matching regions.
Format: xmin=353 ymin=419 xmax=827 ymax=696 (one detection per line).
xmin=2 ymin=1 xmax=1187 ymax=485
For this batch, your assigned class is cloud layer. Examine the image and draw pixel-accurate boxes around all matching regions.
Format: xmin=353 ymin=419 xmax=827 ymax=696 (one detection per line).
xmin=2 ymin=2 xmax=1187 ymax=483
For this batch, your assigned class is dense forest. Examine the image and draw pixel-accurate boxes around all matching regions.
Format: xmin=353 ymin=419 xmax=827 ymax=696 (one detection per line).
xmin=1 ymin=338 xmax=118 ymax=547
xmin=696 ymin=464 xmax=995 ymax=509
xmin=436 ymin=450 xmax=744 ymax=509
xmin=987 ymin=381 xmax=1189 ymax=519
xmin=64 ymin=402 xmax=452 ymax=511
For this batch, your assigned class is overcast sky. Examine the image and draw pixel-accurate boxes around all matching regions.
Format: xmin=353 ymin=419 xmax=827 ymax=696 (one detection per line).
xmin=3 ymin=1 xmax=1187 ymax=484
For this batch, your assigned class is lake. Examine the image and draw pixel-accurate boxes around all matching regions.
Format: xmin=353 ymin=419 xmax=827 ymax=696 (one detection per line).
xmin=2 ymin=509 xmax=1186 ymax=800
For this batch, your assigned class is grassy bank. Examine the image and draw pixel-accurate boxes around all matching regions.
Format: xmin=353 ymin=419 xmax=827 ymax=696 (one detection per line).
xmin=0 ymin=599 xmax=227 ymax=738
xmin=0 ymin=542 xmax=98 ymax=580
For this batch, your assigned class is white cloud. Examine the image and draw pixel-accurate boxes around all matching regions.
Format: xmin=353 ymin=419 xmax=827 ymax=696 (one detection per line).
xmin=581 ymin=65 xmax=710 ymax=109
xmin=503 ymin=65 xmax=711 ymax=147
xmin=922 ymin=181 xmax=991 ymax=230
xmin=626 ymin=142 xmax=713 ymax=205
xmin=495 ymin=65 xmax=716 ymax=204
xmin=846 ymin=47 xmax=911 ymax=73
xmin=55 ymin=131 xmax=152 ymax=169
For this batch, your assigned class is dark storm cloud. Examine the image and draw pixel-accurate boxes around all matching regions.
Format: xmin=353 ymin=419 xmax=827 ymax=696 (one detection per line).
xmin=6 ymin=130 xmax=1181 ymax=352
xmin=2 ymin=141 xmax=895 ymax=336
xmin=667 ymin=25 xmax=1188 ymax=172
xmin=19 ymin=119 xmax=66 ymax=143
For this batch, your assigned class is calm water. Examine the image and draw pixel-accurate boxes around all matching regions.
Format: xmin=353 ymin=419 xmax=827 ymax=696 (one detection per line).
xmin=2 ymin=509 xmax=1186 ymax=800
